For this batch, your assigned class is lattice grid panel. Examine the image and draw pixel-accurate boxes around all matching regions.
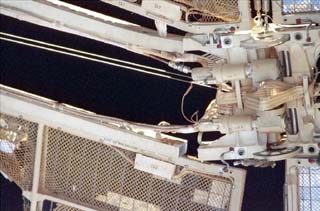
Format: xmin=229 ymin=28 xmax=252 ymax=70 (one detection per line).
xmin=39 ymin=128 xmax=233 ymax=211
xmin=282 ymin=0 xmax=320 ymax=14
xmin=173 ymin=0 xmax=240 ymax=23
xmin=0 ymin=113 xmax=38 ymax=191
xmin=298 ymin=167 xmax=320 ymax=211
xmin=53 ymin=203 xmax=84 ymax=211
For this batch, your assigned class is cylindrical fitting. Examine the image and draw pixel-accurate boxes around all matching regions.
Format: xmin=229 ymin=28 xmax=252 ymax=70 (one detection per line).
xmin=198 ymin=119 xmax=221 ymax=132
xmin=198 ymin=115 xmax=253 ymax=133
xmin=191 ymin=67 xmax=212 ymax=81
xmin=254 ymin=0 xmax=262 ymax=12
xmin=220 ymin=115 xmax=253 ymax=133
xmin=191 ymin=63 xmax=247 ymax=83
xmin=191 ymin=59 xmax=279 ymax=84
xmin=215 ymin=63 xmax=247 ymax=83
xmin=250 ymin=59 xmax=279 ymax=83
xmin=168 ymin=61 xmax=191 ymax=74
xmin=262 ymin=0 xmax=270 ymax=13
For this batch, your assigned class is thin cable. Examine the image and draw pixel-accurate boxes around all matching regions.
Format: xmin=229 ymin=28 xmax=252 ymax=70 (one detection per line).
xmin=144 ymin=54 xmax=169 ymax=65
xmin=274 ymin=0 xmax=281 ymax=8
xmin=197 ymin=132 xmax=217 ymax=145
xmin=181 ymin=83 xmax=199 ymax=123
xmin=220 ymin=150 xmax=233 ymax=173
xmin=0 ymin=34 xmax=215 ymax=89
xmin=0 ymin=36 xmax=197 ymax=85
xmin=109 ymin=145 xmax=134 ymax=165
xmin=0 ymin=32 xmax=190 ymax=80
xmin=171 ymin=167 xmax=221 ymax=180
xmin=190 ymin=110 xmax=199 ymax=122
xmin=314 ymin=43 xmax=320 ymax=61
xmin=49 ymin=201 xmax=53 ymax=211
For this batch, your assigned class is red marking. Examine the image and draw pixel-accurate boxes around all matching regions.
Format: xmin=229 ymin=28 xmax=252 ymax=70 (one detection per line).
xmin=296 ymin=18 xmax=302 ymax=24
xmin=308 ymin=158 xmax=316 ymax=164
xmin=229 ymin=26 xmax=236 ymax=32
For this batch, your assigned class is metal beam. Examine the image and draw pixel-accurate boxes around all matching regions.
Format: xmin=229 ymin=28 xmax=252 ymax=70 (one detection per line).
xmin=30 ymin=124 xmax=45 ymax=211
xmin=0 ymin=0 xmax=184 ymax=53
xmin=1 ymin=84 xmax=246 ymax=211
xmin=0 ymin=89 xmax=187 ymax=162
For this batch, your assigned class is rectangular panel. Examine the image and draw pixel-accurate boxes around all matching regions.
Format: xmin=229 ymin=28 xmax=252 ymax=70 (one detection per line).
xmin=0 ymin=90 xmax=187 ymax=162
xmin=1 ymin=84 xmax=246 ymax=211
xmin=173 ymin=0 xmax=239 ymax=23
xmin=298 ymin=167 xmax=320 ymax=211
xmin=39 ymin=128 xmax=233 ymax=211
xmin=282 ymin=0 xmax=320 ymax=14
xmin=141 ymin=0 xmax=182 ymax=21
xmin=0 ymin=113 xmax=38 ymax=191
xmin=134 ymin=154 xmax=176 ymax=180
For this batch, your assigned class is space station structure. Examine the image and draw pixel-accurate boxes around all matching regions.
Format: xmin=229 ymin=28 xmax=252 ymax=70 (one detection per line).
xmin=0 ymin=0 xmax=320 ymax=211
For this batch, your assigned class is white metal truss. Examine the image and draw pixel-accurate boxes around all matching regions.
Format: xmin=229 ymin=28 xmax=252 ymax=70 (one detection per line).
xmin=0 ymin=0 xmax=184 ymax=53
xmin=0 ymin=84 xmax=246 ymax=211
xmin=1 ymin=1 xmax=320 ymax=210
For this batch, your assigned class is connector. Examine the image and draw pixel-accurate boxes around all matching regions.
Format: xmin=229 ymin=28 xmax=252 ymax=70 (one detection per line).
xmin=168 ymin=61 xmax=191 ymax=74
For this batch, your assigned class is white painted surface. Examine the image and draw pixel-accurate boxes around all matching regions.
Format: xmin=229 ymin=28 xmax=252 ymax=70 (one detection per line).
xmin=134 ymin=154 xmax=176 ymax=179
xmin=0 ymin=90 xmax=187 ymax=161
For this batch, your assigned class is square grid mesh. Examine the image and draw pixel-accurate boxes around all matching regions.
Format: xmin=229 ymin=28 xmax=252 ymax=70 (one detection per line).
xmin=0 ymin=113 xmax=38 ymax=191
xmin=173 ymin=0 xmax=239 ymax=23
xmin=53 ymin=203 xmax=84 ymax=211
xmin=282 ymin=0 xmax=320 ymax=14
xmin=39 ymin=128 xmax=233 ymax=211
xmin=298 ymin=167 xmax=320 ymax=211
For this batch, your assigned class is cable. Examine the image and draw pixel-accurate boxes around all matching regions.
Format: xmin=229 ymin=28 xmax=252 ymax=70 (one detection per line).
xmin=273 ymin=0 xmax=282 ymax=8
xmin=171 ymin=167 xmax=222 ymax=181
xmin=109 ymin=145 xmax=134 ymax=165
xmin=190 ymin=111 xmax=199 ymax=122
xmin=0 ymin=36 xmax=206 ymax=87
xmin=68 ymin=107 xmax=200 ymax=133
xmin=49 ymin=201 xmax=53 ymax=211
xmin=180 ymin=82 xmax=217 ymax=123
xmin=220 ymin=150 xmax=233 ymax=173
xmin=197 ymin=132 xmax=217 ymax=145
xmin=0 ymin=34 xmax=215 ymax=89
xmin=314 ymin=43 xmax=320 ymax=62
xmin=144 ymin=54 xmax=169 ymax=65
xmin=0 ymin=32 xmax=216 ymax=89
xmin=181 ymin=83 xmax=199 ymax=123
xmin=0 ymin=32 xmax=190 ymax=80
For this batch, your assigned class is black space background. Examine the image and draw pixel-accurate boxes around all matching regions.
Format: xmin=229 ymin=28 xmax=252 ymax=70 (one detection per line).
xmin=0 ymin=3 xmax=288 ymax=210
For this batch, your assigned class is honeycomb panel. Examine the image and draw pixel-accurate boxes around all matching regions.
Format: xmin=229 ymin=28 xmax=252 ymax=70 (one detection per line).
xmin=40 ymin=128 xmax=233 ymax=211
xmin=53 ymin=203 xmax=84 ymax=211
xmin=0 ymin=113 xmax=38 ymax=191
xmin=282 ymin=0 xmax=320 ymax=14
xmin=298 ymin=167 xmax=320 ymax=211
xmin=174 ymin=0 xmax=240 ymax=23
